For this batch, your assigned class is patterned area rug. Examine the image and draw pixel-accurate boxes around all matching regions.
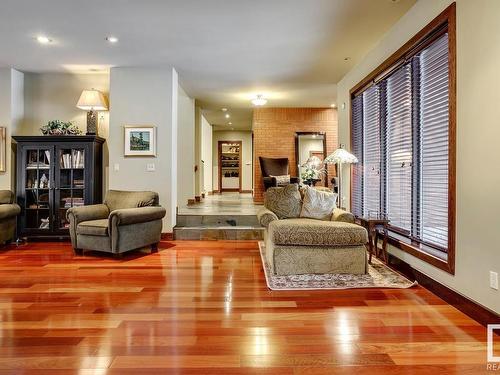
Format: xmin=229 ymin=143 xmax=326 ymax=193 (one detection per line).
xmin=258 ymin=241 xmax=417 ymax=290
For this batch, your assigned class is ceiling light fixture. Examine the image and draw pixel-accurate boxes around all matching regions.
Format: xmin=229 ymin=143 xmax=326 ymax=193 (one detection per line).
xmin=36 ymin=35 xmax=52 ymax=44
xmin=330 ymin=103 xmax=337 ymax=108
xmin=225 ymin=113 xmax=230 ymax=119
xmin=106 ymin=36 xmax=119 ymax=43
xmin=221 ymin=108 xmax=227 ymax=112
xmin=228 ymin=122 xmax=232 ymax=125
xmin=251 ymin=94 xmax=267 ymax=106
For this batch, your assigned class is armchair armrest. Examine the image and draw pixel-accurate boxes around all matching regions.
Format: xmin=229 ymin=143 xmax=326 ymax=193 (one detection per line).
xmin=331 ymin=208 xmax=355 ymax=224
xmin=66 ymin=204 xmax=109 ymax=225
xmin=263 ymin=176 xmax=277 ymax=190
xmin=109 ymin=206 xmax=166 ymax=226
xmin=0 ymin=204 xmax=21 ymax=220
xmin=290 ymin=177 xmax=299 ymax=184
xmin=257 ymin=207 xmax=279 ymax=228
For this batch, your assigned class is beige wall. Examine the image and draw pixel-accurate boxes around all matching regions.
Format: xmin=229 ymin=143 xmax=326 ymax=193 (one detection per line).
xmin=337 ymin=0 xmax=500 ymax=313
xmin=212 ymin=130 xmax=253 ymax=192
xmin=108 ymin=67 xmax=177 ymax=231
xmin=200 ymin=115 xmax=212 ymax=194
xmin=177 ymin=84 xmax=195 ymax=205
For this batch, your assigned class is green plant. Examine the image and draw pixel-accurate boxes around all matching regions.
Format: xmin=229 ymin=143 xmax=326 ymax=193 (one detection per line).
xmin=40 ymin=120 xmax=83 ymax=136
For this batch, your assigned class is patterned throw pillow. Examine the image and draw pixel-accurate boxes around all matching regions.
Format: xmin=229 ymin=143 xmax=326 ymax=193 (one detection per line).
xmin=264 ymin=184 xmax=302 ymax=219
xmin=300 ymin=186 xmax=338 ymax=221
xmin=270 ymin=174 xmax=290 ymax=186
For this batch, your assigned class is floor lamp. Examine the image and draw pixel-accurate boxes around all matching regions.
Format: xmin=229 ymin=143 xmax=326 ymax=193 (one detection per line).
xmin=324 ymin=147 xmax=358 ymax=209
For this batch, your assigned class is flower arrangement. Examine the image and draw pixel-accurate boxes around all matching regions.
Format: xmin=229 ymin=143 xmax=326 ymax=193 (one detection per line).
xmin=40 ymin=120 xmax=83 ymax=136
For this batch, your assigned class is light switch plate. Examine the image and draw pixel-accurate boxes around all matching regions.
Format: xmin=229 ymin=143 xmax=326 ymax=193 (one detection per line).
xmin=113 ymin=163 xmax=120 ymax=171
xmin=147 ymin=163 xmax=155 ymax=172
xmin=490 ymin=271 xmax=498 ymax=290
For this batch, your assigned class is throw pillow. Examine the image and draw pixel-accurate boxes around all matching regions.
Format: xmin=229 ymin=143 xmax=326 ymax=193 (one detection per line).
xmin=270 ymin=174 xmax=290 ymax=186
xmin=300 ymin=186 xmax=338 ymax=221
xmin=264 ymin=183 xmax=302 ymax=219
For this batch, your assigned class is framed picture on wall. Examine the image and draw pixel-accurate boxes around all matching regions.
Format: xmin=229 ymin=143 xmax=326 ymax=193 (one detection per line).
xmin=0 ymin=127 xmax=6 ymax=172
xmin=124 ymin=125 xmax=156 ymax=157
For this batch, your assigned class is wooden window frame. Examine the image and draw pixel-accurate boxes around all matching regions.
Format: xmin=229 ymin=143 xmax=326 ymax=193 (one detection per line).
xmin=349 ymin=3 xmax=456 ymax=274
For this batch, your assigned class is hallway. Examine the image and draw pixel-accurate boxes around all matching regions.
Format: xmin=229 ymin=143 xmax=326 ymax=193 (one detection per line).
xmin=178 ymin=192 xmax=261 ymax=216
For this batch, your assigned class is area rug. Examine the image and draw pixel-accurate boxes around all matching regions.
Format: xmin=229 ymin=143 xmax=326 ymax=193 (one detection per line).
xmin=258 ymin=241 xmax=417 ymax=290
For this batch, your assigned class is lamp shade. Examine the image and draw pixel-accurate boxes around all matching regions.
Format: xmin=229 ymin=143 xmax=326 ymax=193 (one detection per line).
xmin=324 ymin=148 xmax=358 ymax=164
xmin=76 ymin=90 xmax=108 ymax=111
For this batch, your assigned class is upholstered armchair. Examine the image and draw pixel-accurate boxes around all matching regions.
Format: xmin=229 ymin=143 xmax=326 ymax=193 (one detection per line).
xmin=259 ymin=157 xmax=299 ymax=191
xmin=67 ymin=190 xmax=166 ymax=256
xmin=0 ymin=191 xmax=20 ymax=245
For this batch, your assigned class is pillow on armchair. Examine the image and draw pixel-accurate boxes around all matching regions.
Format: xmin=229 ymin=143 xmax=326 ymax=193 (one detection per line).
xmin=269 ymin=174 xmax=290 ymax=186
xmin=300 ymin=185 xmax=338 ymax=221
xmin=264 ymin=184 xmax=302 ymax=219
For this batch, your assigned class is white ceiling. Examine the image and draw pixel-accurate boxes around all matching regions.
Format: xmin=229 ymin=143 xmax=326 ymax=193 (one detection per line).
xmin=0 ymin=0 xmax=416 ymax=130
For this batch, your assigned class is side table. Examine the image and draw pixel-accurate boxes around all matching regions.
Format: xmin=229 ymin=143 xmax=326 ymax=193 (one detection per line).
xmin=355 ymin=216 xmax=390 ymax=264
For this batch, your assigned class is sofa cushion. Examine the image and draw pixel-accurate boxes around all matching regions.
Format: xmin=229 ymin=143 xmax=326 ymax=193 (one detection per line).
xmin=104 ymin=190 xmax=159 ymax=212
xmin=300 ymin=186 xmax=338 ymax=220
xmin=264 ymin=184 xmax=302 ymax=219
xmin=77 ymin=219 xmax=109 ymax=236
xmin=269 ymin=218 xmax=367 ymax=246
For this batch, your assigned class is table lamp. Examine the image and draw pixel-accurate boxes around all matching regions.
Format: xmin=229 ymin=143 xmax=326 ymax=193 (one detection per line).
xmin=76 ymin=89 xmax=108 ymax=135
xmin=324 ymin=146 xmax=358 ymax=207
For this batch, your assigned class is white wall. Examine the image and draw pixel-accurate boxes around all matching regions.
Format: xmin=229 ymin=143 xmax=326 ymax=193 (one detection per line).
xmin=109 ymin=67 xmax=177 ymax=231
xmin=212 ymin=130 xmax=253 ymax=192
xmin=200 ymin=115 xmax=212 ymax=193
xmin=0 ymin=68 xmax=24 ymax=190
xmin=177 ymin=84 xmax=195 ymax=205
xmin=337 ymin=0 xmax=500 ymax=313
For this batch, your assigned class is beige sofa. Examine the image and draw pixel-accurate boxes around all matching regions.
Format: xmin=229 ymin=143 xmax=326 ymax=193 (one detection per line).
xmin=0 ymin=191 xmax=20 ymax=245
xmin=67 ymin=190 xmax=166 ymax=256
xmin=257 ymin=184 xmax=368 ymax=276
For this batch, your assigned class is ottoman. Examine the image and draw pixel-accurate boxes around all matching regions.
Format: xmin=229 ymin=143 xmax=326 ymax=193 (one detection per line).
xmin=265 ymin=218 xmax=368 ymax=276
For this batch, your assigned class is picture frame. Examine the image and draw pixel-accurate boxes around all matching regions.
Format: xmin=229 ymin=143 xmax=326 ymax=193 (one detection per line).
xmin=0 ymin=127 xmax=6 ymax=172
xmin=124 ymin=125 xmax=156 ymax=157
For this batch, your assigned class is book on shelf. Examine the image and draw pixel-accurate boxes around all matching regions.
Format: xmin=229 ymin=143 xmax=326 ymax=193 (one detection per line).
xmin=60 ymin=150 xmax=85 ymax=168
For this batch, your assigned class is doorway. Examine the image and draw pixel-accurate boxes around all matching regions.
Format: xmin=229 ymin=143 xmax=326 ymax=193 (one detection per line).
xmin=218 ymin=140 xmax=242 ymax=192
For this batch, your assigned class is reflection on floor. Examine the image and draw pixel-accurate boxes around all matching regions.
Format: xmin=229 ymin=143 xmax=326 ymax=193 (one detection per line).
xmin=178 ymin=192 xmax=261 ymax=216
xmin=175 ymin=193 xmax=264 ymax=240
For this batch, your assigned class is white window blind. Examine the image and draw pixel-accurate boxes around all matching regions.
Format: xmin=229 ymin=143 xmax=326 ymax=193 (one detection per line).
xmin=419 ymin=33 xmax=449 ymax=249
xmin=351 ymin=30 xmax=450 ymax=253
xmin=362 ymin=85 xmax=381 ymax=217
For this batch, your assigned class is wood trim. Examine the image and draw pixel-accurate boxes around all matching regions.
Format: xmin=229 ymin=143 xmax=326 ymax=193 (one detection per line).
xmin=218 ymin=140 xmax=242 ymax=193
xmin=294 ymin=132 xmax=328 ymax=187
xmin=349 ymin=3 xmax=456 ymax=274
xmin=240 ymin=190 xmax=253 ymax=194
xmin=388 ymin=253 xmax=500 ymax=327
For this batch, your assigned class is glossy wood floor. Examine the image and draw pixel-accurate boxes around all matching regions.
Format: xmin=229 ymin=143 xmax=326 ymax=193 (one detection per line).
xmin=0 ymin=240 xmax=495 ymax=374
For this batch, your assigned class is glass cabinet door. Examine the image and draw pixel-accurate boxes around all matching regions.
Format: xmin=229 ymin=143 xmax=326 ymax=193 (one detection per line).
xmin=24 ymin=148 xmax=52 ymax=231
xmin=56 ymin=147 xmax=86 ymax=230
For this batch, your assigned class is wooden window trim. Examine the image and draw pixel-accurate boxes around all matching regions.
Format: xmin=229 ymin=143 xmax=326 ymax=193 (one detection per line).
xmin=349 ymin=3 xmax=456 ymax=274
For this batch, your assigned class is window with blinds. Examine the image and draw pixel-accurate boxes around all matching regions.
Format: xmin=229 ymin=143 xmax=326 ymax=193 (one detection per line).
xmin=350 ymin=26 xmax=452 ymax=255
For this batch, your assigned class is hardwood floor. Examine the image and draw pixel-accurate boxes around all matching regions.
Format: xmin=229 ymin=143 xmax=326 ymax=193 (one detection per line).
xmin=0 ymin=240 xmax=495 ymax=374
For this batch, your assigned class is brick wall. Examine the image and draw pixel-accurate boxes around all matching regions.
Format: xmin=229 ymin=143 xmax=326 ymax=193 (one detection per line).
xmin=253 ymin=108 xmax=338 ymax=202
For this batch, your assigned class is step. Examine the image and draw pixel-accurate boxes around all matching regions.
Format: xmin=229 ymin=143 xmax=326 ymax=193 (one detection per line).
xmin=173 ymin=225 xmax=264 ymax=240
xmin=176 ymin=214 xmax=260 ymax=227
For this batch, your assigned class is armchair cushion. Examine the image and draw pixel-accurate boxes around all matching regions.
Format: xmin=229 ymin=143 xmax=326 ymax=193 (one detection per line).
xmin=67 ymin=204 xmax=109 ymax=225
xmin=269 ymin=174 xmax=290 ymax=187
xmin=257 ymin=207 xmax=279 ymax=228
xmin=109 ymin=206 xmax=166 ymax=226
xmin=104 ymin=190 xmax=159 ymax=212
xmin=0 ymin=204 xmax=21 ymax=220
xmin=77 ymin=219 xmax=109 ymax=236
xmin=264 ymin=184 xmax=302 ymax=219
xmin=331 ymin=208 xmax=355 ymax=224
xmin=0 ymin=190 xmax=14 ymax=204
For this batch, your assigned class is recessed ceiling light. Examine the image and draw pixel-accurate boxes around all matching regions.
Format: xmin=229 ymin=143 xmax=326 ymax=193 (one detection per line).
xmin=251 ymin=94 xmax=267 ymax=106
xmin=36 ymin=36 xmax=52 ymax=44
xmin=330 ymin=103 xmax=337 ymax=108
xmin=228 ymin=122 xmax=232 ymax=125
xmin=225 ymin=113 xmax=230 ymax=119
xmin=106 ymin=36 xmax=119 ymax=43
xmin=221 ymin=108 xmax=228 ymax=112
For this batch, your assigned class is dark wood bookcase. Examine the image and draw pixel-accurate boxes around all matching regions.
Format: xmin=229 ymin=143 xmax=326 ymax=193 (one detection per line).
xmin=13 ymin=136 xmax=105 ymax=240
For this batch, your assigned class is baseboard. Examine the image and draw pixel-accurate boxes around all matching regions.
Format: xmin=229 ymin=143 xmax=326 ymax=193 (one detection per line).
xmin=160 ymin=233 xmax=173 ymax=241
xmin=388 ymin=254 xmax=500 ymax=327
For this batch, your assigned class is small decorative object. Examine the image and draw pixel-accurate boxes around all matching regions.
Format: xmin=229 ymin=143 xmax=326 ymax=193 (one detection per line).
xmin=124 ymin=126 xmax=156 ymax=157
xmin=39 ymin=174 xmax=49 ymax=189
xmin=40 ymin=120 xmax=83 ymax=136
xmin=39 ymin=217 xmax=50 ymax=229
xmin=0 ymin=127 xmax=5 ymax=172
xmin=324 ymin=146 xmax=358 ymax=206
xmin=76 ymin=89 xmax=108 ymax=135
xmin=301 ymin=156 xmax=326 ymax=186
